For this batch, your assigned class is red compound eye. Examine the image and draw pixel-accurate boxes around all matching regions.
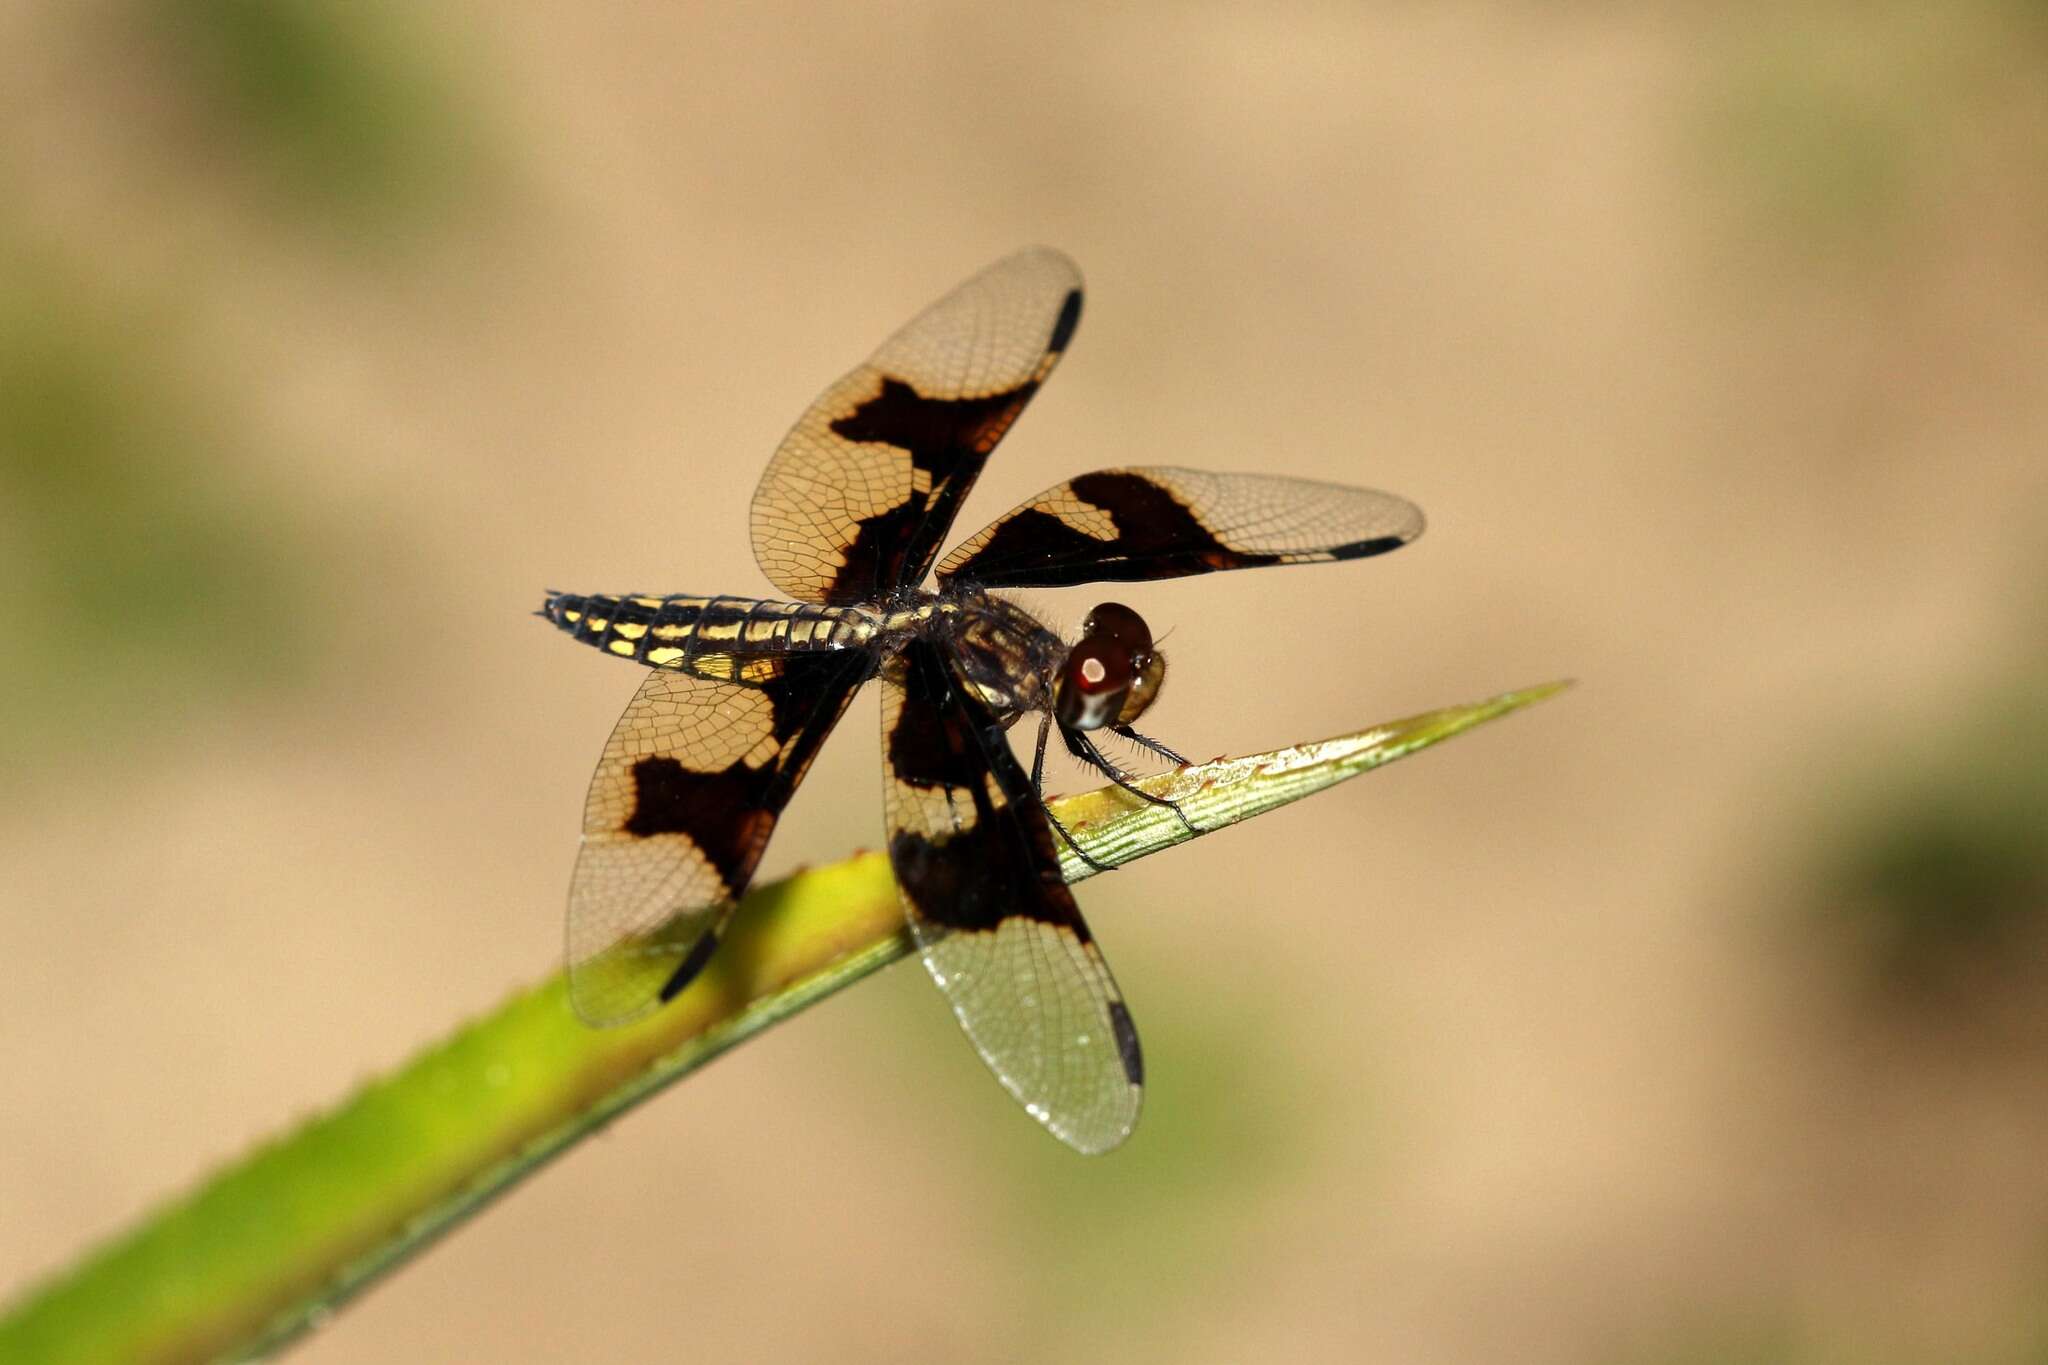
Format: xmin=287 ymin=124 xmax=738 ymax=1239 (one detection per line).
xmin=1074 ymin=647 xmax=1124 ymax=692
xmin=1116 ymin=649 xmax=1165 ymax=726
xmin=1055 ymin=601 xmax=1166 ymax=732
xmin=1055 ymin=640 xmax=1133 ymax=731
xmin=1082 ymin=601 xmax=1152 ymax=658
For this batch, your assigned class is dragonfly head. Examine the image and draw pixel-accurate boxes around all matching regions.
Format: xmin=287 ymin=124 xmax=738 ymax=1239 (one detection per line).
xmin=1054 ymin=602 xmax=1164 ymax=732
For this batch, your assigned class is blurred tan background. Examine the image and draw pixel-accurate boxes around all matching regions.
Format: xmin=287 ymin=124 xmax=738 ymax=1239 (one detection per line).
xmin=4 ymin=2 xmax=2047 ymax=1361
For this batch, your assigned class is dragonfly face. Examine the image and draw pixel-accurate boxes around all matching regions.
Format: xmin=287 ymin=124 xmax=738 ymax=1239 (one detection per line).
xmin=541 ymin=247 xmax=1425 ymax=1152
xmin=1053 ymin=602 xmax=1161 ymax=733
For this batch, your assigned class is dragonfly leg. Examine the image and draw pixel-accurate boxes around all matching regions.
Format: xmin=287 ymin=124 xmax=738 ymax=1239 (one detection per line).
xmin=1064 ymin=727 xmax=1202 ymax=836
xmin=1033 ymin=709 xmax=1116 ymax=873
xmin=1111 ymin=723 xmax=1190 ymax=768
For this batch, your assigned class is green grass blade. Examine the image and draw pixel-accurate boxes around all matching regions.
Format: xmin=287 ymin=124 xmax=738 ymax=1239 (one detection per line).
xmin=0 ymin=681 xmax=1566 ymax=1364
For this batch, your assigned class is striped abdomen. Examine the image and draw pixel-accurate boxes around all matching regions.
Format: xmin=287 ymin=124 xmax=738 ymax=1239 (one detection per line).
xmin=538 ymin=592 xmax=874 ymax=682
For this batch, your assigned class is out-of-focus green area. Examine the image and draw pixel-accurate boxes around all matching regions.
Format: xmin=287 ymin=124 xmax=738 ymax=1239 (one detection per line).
xmin=1812 ymin=665 xmax=2048 ymax=996
xmin=0 ymin=248 xmax=312 ymax=771
xmin=0 ymin=0 xmax=474 ymax=773
xmin=2 ymin=0 xmax=2046 ymax=1362
xmin=1698 ymin=2 xmax=2048 ymax=252
xmin=862 ymin=961 xmax=1326 ymax=1353
xmin=142 ymin=0 xmax=477 ymax=227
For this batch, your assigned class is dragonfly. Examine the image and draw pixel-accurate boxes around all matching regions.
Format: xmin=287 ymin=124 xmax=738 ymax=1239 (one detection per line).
xmin=540 ymin=247 xmax=1424 ymax=1152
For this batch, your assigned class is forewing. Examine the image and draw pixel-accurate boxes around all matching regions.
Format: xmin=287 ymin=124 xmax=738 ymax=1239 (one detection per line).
xmin=752 ymin=248 xmax=1084 ymax=605
xmin=937 ymin=466 xmax=1424 ymax=588
xmin=566 ymin=652 xmax=866 ymax=1025
xmin=880 ymin=638 xmax=1143 ymax=1154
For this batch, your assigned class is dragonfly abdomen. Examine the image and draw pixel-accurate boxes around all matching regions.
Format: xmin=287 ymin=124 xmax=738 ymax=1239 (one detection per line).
xmin=539 ymin=592 xmax=873 ymax=678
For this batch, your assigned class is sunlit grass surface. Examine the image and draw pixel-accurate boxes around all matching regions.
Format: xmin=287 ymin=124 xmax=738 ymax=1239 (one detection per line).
xmin=0 ymin=688 xmax=1559 ymax=1364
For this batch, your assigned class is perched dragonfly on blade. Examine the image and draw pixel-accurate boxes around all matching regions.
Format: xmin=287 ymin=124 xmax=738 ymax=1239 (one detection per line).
xmin=540 ymin=248 xmax=1424 ymax=1153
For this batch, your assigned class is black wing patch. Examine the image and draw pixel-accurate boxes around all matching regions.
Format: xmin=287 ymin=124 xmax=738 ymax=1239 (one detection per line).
xmin=750 ymin=248 xmax=1084 ymax=605
xmin=565 ymin=651 xmax=867 ymax=1025
xmin=880 ymin=637 xmax=1143 ymax=1154
xmin=935 ymin=466 xmax=1425 ymax=589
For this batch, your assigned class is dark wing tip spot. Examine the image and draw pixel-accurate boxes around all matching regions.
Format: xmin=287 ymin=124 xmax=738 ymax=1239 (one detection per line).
xmin=1106 ymin=1000 xmax=1143 ymax=1085
xmin=1329 ymin=535 xmax=1410 ymax=561
xmin=1048 ymin=289 xmax=1083 ymax=354
xmin=658 ymin=929 xmax=722 ymax=1002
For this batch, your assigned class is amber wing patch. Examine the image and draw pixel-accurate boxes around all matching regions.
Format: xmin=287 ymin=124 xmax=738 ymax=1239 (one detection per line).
xmin=565 ymin=652 xmax=866 ymax=1025
xmin=751 ymin=247 xmax=1084 ymax=604
xmin=880 ymin=637 xmax=1143 ymax=1154
xmin=936 ymin=466 xmax=1425 ymax=589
